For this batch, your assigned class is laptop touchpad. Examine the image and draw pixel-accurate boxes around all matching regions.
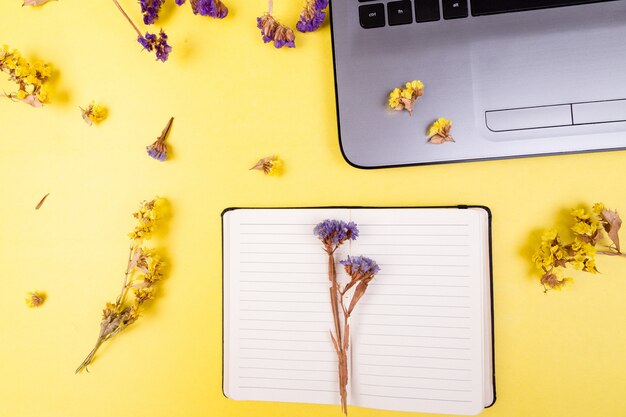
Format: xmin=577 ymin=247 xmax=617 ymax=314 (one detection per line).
xmin=471 ymin=22 xmax=626 ymax=139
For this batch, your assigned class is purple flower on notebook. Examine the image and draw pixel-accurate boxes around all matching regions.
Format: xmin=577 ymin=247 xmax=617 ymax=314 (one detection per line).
xmin=314 ymin=220 xmax=379 ymax=415
xmin=314 ymin=219 xmax=359 ymax=251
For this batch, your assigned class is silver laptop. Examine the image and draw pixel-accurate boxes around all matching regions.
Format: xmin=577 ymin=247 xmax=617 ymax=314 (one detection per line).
xmin=330 ymin=0 xmax=626 ymax=168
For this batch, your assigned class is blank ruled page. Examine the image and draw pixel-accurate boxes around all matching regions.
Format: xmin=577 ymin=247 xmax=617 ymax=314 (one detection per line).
xmin=349 ymin=208 xmax=489 ymax=415
xmin=223 ymin=209 xmax=350 ymax=405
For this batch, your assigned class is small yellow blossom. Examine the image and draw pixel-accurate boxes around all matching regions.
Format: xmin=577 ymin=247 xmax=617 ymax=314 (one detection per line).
xmin=81 ymin=102 xmax=108 ymax=126
xmin=428 ymin=118 xmax=454 ymax=144
xmin=250 ymin=156 xmax=283 ymax=176
xmin=25 ymin=291 xmax=46 ymax=308
xmin=388 ymin=80 xmax=424 ymax=115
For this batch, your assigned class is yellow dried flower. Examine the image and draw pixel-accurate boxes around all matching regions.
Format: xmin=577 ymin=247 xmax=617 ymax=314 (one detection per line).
xmin=0 ymin=45 xmax=52 ymax=107
xmin=129 ymin=198 xmax=163 ymax=241
xmin=25 ymin=291 xmax=46 ymax=308
xmin=388 ymin=80 xmax=424 ymax=115
xmin=76 ymin=197 xmax=169 ymax=373
xmin=533 ymin=203 xmax=626 ymax=292
xmin=81 ymin=102 xmax=108 ymax=126
xmin=428 ymin=118 xmax=454 ymax=144
xmin=250 ymin=156 xmax=283 ymax=176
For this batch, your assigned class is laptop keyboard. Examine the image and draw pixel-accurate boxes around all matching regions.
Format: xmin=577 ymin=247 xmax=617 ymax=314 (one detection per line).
xmin=358 ymin=0 xmax=616 ymax=28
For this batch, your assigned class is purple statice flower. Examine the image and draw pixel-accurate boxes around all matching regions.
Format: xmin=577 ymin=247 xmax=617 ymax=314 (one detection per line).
xmin=137 ymin=30 xmax=172 ymax=62
xmin=257 ymin=14 xmax=296 ymax=48
xmin=340 ymin=256 xmax=380 ymax=277
xmin=314 ymin=219 xmax=359 ymax=249
xmin=175 ymin=0 xmax=186 ymax=4
xmin=296 ymin=0 xmax=329 ymax=33
xmin=190 ymin=0 xmax=228 ymax=18
xmin=147 ymin=141 xmax=167 ymax=161
xmin=139 ymin=0 xmax=165 ymax=25
xmin=147 ymin=117 xmax=174 ymax=161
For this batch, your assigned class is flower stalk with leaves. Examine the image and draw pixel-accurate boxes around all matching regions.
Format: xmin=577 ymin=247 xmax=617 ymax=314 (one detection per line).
xmin=314 ymin=220 xmax=380 ymax=415
xmin=532 ymin=203 xmax=623 ymax=292
xmin=76 ymin=197 xmax=167 ymax=373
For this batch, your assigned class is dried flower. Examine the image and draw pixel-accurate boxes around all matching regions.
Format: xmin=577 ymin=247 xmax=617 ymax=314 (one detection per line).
xmin=532 ymin=203 xmax=626 ymax=292
xmin=129 ymin=198 xmax=163 ymax=240
xmin=388 ymin=80 xmax=424 ymax=115
xmin=111 ymin=0 xmax=172 ymax=62
xmin=80 ymin=102 xmax=107 ymax=126
xmin=23 ymin=0 xmax=55 ymax=6
xmin=25 ymin=291 xmax=46 ymax=308
xmin=139 ymin=0 xmax=165 ymax=24
xmin=76 ymin=197 xmax=168 ymax=373
xmin=428 ymin=118 xmax=454 ymax=144
xmin=190 ymin=0 xmax=228 ymax=18
xmin=296 ymin=0 xmax=329 ymax=33
xmin=314 ymin=219 xmax=359 ymax=251
xmin=138 ymin=30 xmax=172 ymax=62
xmin=314 ymin=220 xmax=378 ymax=415
xmin=0 ymin=45 xmax=52 ymax=107
xmin=250 ymin=155 xmax=282 ymax=176
xmin=175 ymin=0 xmax=186 ymax=4
xmin=146 ymin=117 xmax=173 ymax=161
xmin=257 ymin=0 xmax=296 ymax=48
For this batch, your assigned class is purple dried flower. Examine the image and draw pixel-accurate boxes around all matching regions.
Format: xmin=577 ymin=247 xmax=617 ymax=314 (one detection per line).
xmin=137 ymin=30 xmax=172 ymax=62
xmin=191 ymin=0 xmax=228 ymax=18
xmin=147 ymin=141 xmax=167 ymax=161
xmin=139 ymin=0 xmax=165 ymax=25
xmin=147 ymin=117 xmax=173 ymax=161
xmin=257 ymin=14 xmax=296 ymax=48
xmin=296 ymin=0 xmax=329 ymax=33
xmin=175 ymin=0 xmax=186 ymax=4
xmin=314 ymin=219 xmax=359 ymax=249
xmin=340 ymin=256 xmax=380 ymax=277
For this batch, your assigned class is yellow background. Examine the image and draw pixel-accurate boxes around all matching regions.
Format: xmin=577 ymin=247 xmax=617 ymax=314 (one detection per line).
xmin=2 ymin=1 xmax=626 ymax=417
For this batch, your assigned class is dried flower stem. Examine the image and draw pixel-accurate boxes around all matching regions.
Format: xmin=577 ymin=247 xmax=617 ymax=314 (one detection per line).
xmin=326 ymin=249 xmax=349 ymax=415
xmin=112 ymin=0 xmax=143 ymax=37
xmin=158 ymin=117 xmax=174 ymax=144
xmin=76 ymin=198 xmax=165 ymax=373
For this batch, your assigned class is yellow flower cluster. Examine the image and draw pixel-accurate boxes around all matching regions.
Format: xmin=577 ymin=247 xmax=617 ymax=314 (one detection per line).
xmin=129 ymin=198 xmax=163 ymax=241
xmin=81 ymin=102 xmax=108 ymax=126
xmin=532 ymin=204 xmax=616 ymax=292
xmin=388 ymin=80 xmax=424 ymax=115
xmin=428 ymin=118 xmax=454 ymax=144
xmin=532 ymin=230 xmax=570 ymax=271
xmin=0 ymin=45 xmax=51 ymax=107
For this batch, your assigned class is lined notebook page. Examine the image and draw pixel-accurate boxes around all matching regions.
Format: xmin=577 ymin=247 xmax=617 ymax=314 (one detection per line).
xmin=224 ymin=209 xmax=350 ymax=404
xmin=349 ymin=208 xmax=488 ymax=415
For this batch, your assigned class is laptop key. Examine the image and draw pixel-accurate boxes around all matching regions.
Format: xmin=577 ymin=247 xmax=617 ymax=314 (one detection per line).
xmin=415 ymin=0 xmax=441 ymax=22
xmin=359 ymin=4 xmax=386 ymax=28
xmin=471 ymin=0 xmax=616 ymax=16
xmin=442 ymin=0 xmax=469 ymax=19
xmin=388 ymin=1 xmax=413 ymax=25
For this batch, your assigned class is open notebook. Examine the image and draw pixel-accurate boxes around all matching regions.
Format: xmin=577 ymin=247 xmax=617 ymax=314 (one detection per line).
xmin=223 ymin=207 xmax=495 ymax=415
